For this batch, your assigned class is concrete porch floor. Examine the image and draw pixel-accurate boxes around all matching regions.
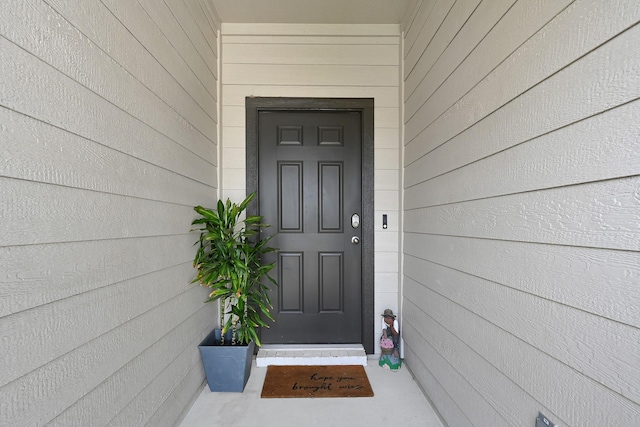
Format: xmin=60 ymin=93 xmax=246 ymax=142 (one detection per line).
xmin=179 ymin=355 xmax=444 ymax=427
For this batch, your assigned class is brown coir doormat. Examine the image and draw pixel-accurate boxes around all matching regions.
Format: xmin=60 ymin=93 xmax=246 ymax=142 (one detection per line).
xmin=261 ymin=365 xmax=374 ymax=398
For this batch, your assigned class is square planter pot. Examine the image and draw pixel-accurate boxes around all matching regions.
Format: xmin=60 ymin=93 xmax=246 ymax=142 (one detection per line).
xmin=198 ymin=329 xmax=255 ymax=392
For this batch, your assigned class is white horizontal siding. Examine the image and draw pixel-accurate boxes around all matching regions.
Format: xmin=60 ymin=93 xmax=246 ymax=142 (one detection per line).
xmin=0 ymin=234 xmax=195 ymax=318
xmin=164 ymin=0 xmax=218 ymax=80
xmin=222 ymin=23 xmax=399 ymax=36
xmin=221 ymin=25 xmax=402 ymax=348
xmin=0 ymin=108 xmax=214 ymax=205
xmin=0 ymin=288 xmax=212 ymax=427
xmin=48 ymin=307 xmax=212 ymax=427
xmin=0 ymin=0 xmax=219 ymax=425
xmin=402 ymin=0 xmax=437 ymax=60
xmin=0 ymin=36 xmax=216 ymax=186
xmin=2 ymin=263 xmax=193 ymax=386
xmin=224 ymin=43 xmax=399 ymax=65
xmin=404 ymin=177 xmax=640 ymax=250
xmin=223 ymin=85 xmax=399 ymax=107
xmin=223 ymin=63 xmax=398 ymax=87
xmin=402 ymin=0 xmax=640 ymax=425
xmin=404 ymin=277 xmax=640 ymax=427
xmin=224 ymin=35 xmax=399 ymax=45
xmin=102 ymin=0 xmax=218 ymax=120
xmin=406 ymin=0 xmax=640 ymax=159
xmin=405 ymin=315 xmax=505 ymax=426
xmin=139 ymin=358 xmax=205 ymax=427
xmin=404 ymin=234 xmax=640 ymax=328
xmin=1 ymin=179 xmax=195 ymax=246
xmin=404 ymin=99 xmax=640 ymax=192
xmin=406 ymin=257 xmax=640 ymax=404
xmin=2 ymin=0 xmax=215 ymax=153
xmin=403 ymin=343 xmax=472 ymax=427
xmin=404 ymin=0 xmax=457 ymax=75
xmin=403 ymin=0 xmax=479 ymax=80
xmin=29 ymin=0 xmax=218 ymax=130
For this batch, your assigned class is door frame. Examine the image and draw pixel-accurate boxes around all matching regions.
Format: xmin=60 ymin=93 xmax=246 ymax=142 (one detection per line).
xmin=246 ymin=97 xmax=374 ymax=354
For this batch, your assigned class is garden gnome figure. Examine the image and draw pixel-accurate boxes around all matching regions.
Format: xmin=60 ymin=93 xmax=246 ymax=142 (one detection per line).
xmin=379 ymin=309 xmax=401 ymax=371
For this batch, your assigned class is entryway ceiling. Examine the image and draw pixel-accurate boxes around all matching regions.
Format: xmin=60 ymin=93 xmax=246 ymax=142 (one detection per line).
xmin=210 ymin=0 xmax=415 ymax=24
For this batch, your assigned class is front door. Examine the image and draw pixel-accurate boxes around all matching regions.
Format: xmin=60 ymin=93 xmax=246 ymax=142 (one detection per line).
xmin=246 ymin=98 xmax=374 ymax=351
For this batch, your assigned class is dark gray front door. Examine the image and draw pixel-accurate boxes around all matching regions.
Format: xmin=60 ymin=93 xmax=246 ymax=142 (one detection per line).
xmin=247 ymin=98 xmax=375 ymax=352
xmin=258 ymin=110 xmax=362 ymax=344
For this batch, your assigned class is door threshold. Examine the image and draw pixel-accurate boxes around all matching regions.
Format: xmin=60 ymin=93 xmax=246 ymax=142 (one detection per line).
xmin=260 ymin=343 xmax=365 ymax=350
xmin=256 ymin=344 xmax=367 ymax=367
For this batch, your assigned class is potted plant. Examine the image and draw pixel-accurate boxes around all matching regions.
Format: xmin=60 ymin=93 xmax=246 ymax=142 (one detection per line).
xmin=191 ymin=192 xmax=277 ymax=392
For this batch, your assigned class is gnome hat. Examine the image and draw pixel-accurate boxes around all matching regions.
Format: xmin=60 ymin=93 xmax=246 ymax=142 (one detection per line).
xmin=381 ymin=309 xmax=396 ymax=318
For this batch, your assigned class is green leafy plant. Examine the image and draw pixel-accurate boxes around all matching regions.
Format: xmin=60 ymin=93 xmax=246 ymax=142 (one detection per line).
xmin=191 ymin=192 xmax=277 ymax=346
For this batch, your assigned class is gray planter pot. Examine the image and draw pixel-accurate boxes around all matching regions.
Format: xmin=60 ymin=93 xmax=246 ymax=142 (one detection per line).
xmin=198 ymin=329 xmax=255 ymax=392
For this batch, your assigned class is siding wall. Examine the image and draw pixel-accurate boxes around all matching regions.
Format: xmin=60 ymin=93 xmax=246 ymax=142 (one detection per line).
xmin=401 ymin=0 xmax=640 ymax=426
xmin=0 ymin=1 xmax=220 ymax=425
xmin=220 ymin=23 xmax=403 ymax=347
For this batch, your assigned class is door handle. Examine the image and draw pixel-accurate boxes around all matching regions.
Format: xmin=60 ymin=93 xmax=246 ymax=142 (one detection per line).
xmin=351 ymin=236 xmax=360 ymax=245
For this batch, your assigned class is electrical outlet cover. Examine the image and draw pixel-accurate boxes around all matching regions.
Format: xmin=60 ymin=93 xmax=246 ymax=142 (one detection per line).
xmin=536 ymin=412 xmax=556 ymax=427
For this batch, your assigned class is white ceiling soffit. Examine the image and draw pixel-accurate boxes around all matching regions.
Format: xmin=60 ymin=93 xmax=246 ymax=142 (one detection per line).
xmin=210 ymin=0 xmax=415 ymax=24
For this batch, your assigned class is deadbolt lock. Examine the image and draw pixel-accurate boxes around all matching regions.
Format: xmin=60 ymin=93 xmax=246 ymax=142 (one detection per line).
xmin=351 ymin=213 xmax=360 ymax=229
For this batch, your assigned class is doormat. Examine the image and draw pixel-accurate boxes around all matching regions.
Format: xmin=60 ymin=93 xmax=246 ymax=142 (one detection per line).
xmin=261 ymin=365 xmax=374 ymax=398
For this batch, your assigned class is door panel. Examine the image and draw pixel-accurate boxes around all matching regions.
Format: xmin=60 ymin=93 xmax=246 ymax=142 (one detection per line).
xmin=259 ymin=110 xmax=362 ymax=344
